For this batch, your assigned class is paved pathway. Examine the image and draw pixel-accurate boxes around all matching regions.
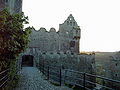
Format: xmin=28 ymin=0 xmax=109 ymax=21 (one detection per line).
xmin=15 ymin=67 xmax=72 ymax=90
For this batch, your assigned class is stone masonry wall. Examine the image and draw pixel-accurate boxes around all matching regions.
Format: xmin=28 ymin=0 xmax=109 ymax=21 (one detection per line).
xmin=29 ymin=14 xmax=81 ymax=54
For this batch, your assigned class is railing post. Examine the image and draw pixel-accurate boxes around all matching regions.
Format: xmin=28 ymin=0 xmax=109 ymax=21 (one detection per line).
xmin=43 ymin=60 xmax=44 ymax=74
xmin=64 ymin=69 xmax=67 ymax=85
xmin=39 ymin=63 xmax=41 ymax=71
xmin=47 ymin=66 xmax=49 ymax=80
xmin=60 ymin=67 xmax=62 ymax=86
xmin=83 ymin=73 xmax=86 ymax=90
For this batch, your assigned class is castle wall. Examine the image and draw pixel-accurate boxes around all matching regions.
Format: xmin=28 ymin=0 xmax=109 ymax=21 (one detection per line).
xmin=21 ymin=47 xmax=95 ymax=75
xmin=29 ymin=14 xmax=81 ymax=54
xmin=0 ymin=0 xmax=22 ymax=13
xmin=29 ymin=28 xmax=60 ymax=52
xmin=109 ymin=52 xmax=120 ymax=80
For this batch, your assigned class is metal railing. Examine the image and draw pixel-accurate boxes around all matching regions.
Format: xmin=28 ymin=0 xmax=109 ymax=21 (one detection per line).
xmin=0 ymin=69 xmax=9 ymax=89
xmin=64 ymin=69 xmax=120 ymax=90
xmin=39 ymin=62 xmax=120 ymax=90
xmin=39 ymin=63 xmax=62 ymax=85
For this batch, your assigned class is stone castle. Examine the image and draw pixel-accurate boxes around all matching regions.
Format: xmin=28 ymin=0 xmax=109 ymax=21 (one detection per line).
xmin=0 ymin=0 xmax=96 ymax=82
xmin=21 ymin=14 xmax=95 ymax=76
xmin=29 ymin=14 xmax=81 ymax=54
xmin=0 ymin=0 xmax=80 ymax=54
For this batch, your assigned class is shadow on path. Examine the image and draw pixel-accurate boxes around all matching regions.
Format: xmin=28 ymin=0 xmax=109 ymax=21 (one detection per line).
xmin=15 ymin=67 xmax=72 ymax=90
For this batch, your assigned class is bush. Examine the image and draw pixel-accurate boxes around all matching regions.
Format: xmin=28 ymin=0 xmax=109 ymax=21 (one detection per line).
xmin=0 ymin=9 xmax=32 ymax=90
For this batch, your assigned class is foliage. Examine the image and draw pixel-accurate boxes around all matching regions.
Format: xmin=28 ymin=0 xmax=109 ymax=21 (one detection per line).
xmin=6 ymin=60 xmax=20 ymax=90
xmin=95 ymin=65 xmax=106 ymax=85
xmin=0 ymin=61 xmax=8 ymax=71
xmin=0 ymin=9 xmax=32 ymax=63
xmin=0 ymin=9 xmax=32 ymax=89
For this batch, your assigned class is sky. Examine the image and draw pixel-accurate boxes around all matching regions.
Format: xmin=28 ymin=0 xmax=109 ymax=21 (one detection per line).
xmin=23 ymin=0 xmax=120 ymax=52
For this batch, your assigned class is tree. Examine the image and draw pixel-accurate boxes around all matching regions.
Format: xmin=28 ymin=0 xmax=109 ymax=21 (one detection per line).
xmin=0 ymin=9 xmax=32 ymax=70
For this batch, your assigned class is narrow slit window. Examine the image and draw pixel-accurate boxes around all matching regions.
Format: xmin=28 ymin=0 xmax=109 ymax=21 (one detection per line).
xmin=67 ymin=21 xmax=69 ymax=25
xmin=70 ymin=22 xmax=72 ymax=26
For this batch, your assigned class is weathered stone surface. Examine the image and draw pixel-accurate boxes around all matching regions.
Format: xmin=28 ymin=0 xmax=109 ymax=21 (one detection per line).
xmin=0 ymin=0 xmax=22 ymax=13
xmin=29 ymin=14 xmax=81 ymax=54
xmin=15 ymin=67 xmax=72 ymax=90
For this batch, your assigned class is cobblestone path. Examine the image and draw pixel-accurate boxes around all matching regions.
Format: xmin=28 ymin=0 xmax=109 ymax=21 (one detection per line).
xmin=15 ymin=67 xmax=72 ymax=90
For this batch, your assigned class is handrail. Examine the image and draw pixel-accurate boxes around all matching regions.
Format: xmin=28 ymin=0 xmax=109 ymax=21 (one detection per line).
xmin=64 ymin=69 xmax=84 ymax=74
xmin=65 ymin=74 xmax=83 ymax=81
xmin=0 ymin=69 xmax=9 ymax=88
xmin=86 ymin=73 xmax=120 ymax=83
xmin=0 ymin=69 xmax=9 ymax=75
xmin=65 ymin=69 xmax=120 ymax=89
xmin=39 ymin=61 xmax=120 ymax=90
xmin=0 ymin=74 xmax=8 ymax=82
xmin=85 ymin=80 xmax=114 ymax=90
xmin=0 ymin=78 xmax=9 ymax=88
xmin=65 ymin=69 xmax=120 ymax=84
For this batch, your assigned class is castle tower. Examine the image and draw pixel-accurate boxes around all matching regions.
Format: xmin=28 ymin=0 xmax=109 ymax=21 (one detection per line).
xmin=29 ymin=14 xmax=81 ymax=54
xmin=59 ymin=14 xmax=81 ymax=53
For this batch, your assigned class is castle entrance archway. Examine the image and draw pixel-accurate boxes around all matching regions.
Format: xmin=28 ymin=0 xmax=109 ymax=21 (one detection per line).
xmin=22 ymin=55 xmax=34 ymax=67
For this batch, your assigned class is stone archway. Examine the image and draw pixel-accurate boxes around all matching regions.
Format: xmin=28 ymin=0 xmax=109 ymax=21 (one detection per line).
xmin=22 ymin=55 xmax=34 ymax=67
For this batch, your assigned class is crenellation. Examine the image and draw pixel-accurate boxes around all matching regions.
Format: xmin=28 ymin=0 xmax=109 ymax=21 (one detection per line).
xmin=29 ymin=14 xmax=81 ymax=53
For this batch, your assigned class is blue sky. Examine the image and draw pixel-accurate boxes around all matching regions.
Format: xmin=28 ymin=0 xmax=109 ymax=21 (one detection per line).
xmin=23 ymin=0 xmax=120 ymax=52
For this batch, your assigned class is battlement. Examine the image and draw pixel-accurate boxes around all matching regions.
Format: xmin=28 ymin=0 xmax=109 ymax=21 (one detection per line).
xmin=31 ymin=27 xmax=57 ymax=33
xmin=29 ymin=14 xmax=81 ymax=54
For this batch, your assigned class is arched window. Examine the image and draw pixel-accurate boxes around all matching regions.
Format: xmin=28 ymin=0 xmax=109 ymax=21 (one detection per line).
xmin=73 ymin=22 xmax=75 ymax=26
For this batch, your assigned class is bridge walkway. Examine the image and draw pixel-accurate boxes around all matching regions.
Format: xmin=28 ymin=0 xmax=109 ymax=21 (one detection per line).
xmin=14 ymin=67 xmax=72 ymax=90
